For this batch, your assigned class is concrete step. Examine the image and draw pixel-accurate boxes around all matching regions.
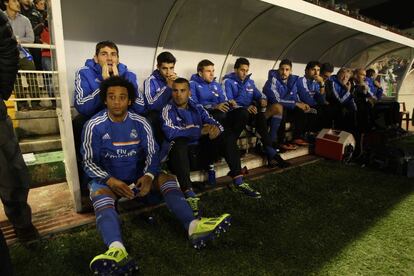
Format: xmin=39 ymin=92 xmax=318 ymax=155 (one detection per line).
xmin=14 ymin=109 xmax=59 ymax=138
xmin=19 ymin=134 xmax=62 ymax=153
xmin=190 ymin=146 xmax=310 ymax=182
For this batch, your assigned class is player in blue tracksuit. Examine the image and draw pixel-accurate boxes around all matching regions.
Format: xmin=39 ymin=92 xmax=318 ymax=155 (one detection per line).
xmin=143 ymin=51 xmax=177 ymax=145
xmin=190 ymin=59 xmax=249 ymax=141
xmin=222 ymin=57 xmax=289 ymax=168
xmin=263 ymin=59 xmax=309 ymax=149
xmin=74 ymin=41 xmax=145 ymax=118
xmin=325 ymin=67 xmax=357 ymax=132
xmin=296 ymin=61 xmax=332 ymax=131
xmin=73 ymin=41 xmax=146 ymax=193
xmin=82 ymin=76 xmax=232 ymax=275
xmin=162 ymin=78 xmax=261 ymax=217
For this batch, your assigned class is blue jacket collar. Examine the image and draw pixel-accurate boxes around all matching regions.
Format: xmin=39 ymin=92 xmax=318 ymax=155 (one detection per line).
xmin=152 ymin=69 xmax=167 ymax=83
xmin=190 ymin=73 xmax=217 ymax=85
xmin=85 ymin=59 xmax=129 ymax=77
xmin=223 ymin=72 xmax=252 ymax=84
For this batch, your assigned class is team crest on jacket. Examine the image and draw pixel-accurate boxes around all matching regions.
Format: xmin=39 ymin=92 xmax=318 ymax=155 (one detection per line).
xmin=130 ymin=129 xmax=138 ymax=139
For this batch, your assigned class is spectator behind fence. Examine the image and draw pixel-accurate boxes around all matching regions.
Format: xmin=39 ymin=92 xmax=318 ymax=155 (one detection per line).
xmin=3 ymin=0 xmax=42 ymax=110
xmin=82 ymin=76 xmax=231 ymax=274
xmin=19 ymin=0 xmax=44 ymax=70
xmin=162 ymin=78 xmax=262 ymax=220
xmin=73 ymin=40 xmax=145 ymax=193
xmin=33 ymin=0 xmax=46 ymax=20
xmin=39 ymin=20 xmax=54 ymax=107
xmin=0 ymin=14 xmax=39 ymax=275
xmin=222 ymin=57 xmax=290 ymax=168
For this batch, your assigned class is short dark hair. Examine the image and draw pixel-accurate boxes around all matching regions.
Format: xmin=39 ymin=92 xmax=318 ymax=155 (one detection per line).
xmin=197 ymin=59 xmax=214 ymax=72
xmin=95 ymin=41 xmax=119 ymax=56
xmin=279 ymin=59 xmax=292 ymax=68
xmin=366 ymin=68 xmax=376 ymax=78
xmin=305 ymin=61 xmax=321 ymax=71
xmin=321 ymin=62 xmax=334 ymax=74
xmin=100 ymin=76 xmax=136 ymax=104
xmin=173 ymin=77 xmax=190 ymax=89
xmin=157 ymin=51 xmax=176 ymax=66
xmin=234 ymin=57 xmax=250 ymax=69
xmin=1 ymin=0 xmax=9 ymax=10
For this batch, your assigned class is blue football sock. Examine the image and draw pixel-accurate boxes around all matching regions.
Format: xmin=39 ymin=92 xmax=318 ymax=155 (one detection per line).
xmin=92 ymin=195 xmax=122 ymax=247
xmin=184 ymin=189 xmax=197 ymax=198
xmin=160 ymin=180 xmax=195 ymax=231
xmin=270 ymin=115 xmax=282 ymax=144
xmin=265 ymin=145 xmax=277 ymax=161
xmin=233 ymin=175 xmax=244 ymax=186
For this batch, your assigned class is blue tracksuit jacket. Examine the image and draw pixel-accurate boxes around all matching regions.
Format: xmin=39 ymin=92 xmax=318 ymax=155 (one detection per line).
xmin=329 ymin=75 xmax=357 ymax=111
xmin=143 ymin=69 xmax=172 ymax=112
xmin=296 ymin=76 xmax=325 ymax=107
xmin=161 ymin=100 xmax=223 ymax=144
xmin=366 ymin=77 xmax=383 ymax=100
xmin=222 ymin=72 xmax=266 ymax=108
xmin=74 ymin=59 xmax=145 ymax=117
xmin=81 ymin=110 xmax=159 ymax=184
xmin=189 ymin=74 xmax=227 ymax=109
xmin=262 ymin=70 xmax=299 ymax=109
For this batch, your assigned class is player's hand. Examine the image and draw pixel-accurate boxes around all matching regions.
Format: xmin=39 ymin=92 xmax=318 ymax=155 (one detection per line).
xmin=314 ymin=75 xmax=324 ymax=84
xmin=228 ymin=100 xmax=238 ymax=108
xmin=201 ymin=124 xmax=211 ymax=135
xmin=166 ymin=73 xmax=178 ymax=88
xmin=136 ymin=175 xmax=153 ymax=197
xmin=112 ymin=63 xmax=119 ymax=76
xmin=259 ymin=99 xmax=267 ymax=108
xmin=106 ymin=177 xmax=134 ymax=199
xmin=102 ymin=63 xmax=110 ymax=80
xmin=208 ymin=125 xmax=220 ymax=140
xmin=215 ymin=102 xmax=230 ymax=113
xmin=247 ymin=105 xmax=257 ymax=114
xmin=345 ymin=81 xmax=352 ymax=92
xmin=374 ymin=80 xmax=381 ymax=88
xmin=296 ymin=102 xmax=310 ymax=112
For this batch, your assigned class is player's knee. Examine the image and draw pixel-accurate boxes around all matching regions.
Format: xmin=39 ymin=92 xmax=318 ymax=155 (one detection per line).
xmin=270 ymin=103 xmax=283 ymax=115
xmin=157 ymin=173 xmax=177 ymax=188
xmin=91 ymin=188 xmax=116 ymax=200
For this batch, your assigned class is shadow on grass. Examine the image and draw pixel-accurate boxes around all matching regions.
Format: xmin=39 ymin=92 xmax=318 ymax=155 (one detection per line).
xmin=10 ymin=159 xmax=414 ymax=275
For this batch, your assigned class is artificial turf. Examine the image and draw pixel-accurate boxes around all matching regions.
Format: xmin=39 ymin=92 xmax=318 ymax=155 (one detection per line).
xmin=10 ymin=158 xmax=414 ymax=275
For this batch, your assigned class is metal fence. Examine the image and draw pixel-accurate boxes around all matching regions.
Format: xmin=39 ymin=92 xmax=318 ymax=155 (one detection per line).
xmin=12 ymin=70 xmax=60 ymax=110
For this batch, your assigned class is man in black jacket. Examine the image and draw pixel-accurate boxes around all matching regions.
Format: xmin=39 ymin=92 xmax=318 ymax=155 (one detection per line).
xmin=0 ymin=10 xmax=38 ymax=255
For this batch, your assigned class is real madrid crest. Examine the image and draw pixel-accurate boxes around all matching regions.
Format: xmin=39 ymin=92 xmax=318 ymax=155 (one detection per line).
xmin=130 ymin=129 xmax=138 ymax=139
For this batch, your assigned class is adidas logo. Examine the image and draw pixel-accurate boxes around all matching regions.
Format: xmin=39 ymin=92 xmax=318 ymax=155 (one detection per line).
xmin=102 ymin=133 xmax=111 ymax=140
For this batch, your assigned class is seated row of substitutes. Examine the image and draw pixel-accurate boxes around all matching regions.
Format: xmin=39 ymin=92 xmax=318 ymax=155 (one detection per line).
xmin=73 ymin=41 xmax=401 ymax=274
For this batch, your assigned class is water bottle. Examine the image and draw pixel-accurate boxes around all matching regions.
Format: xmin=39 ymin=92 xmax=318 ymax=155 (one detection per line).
xmin=118 ymin=183 xmax=140 ymax=202
xmin=207 ymin=164 xmax=216 ymax=186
